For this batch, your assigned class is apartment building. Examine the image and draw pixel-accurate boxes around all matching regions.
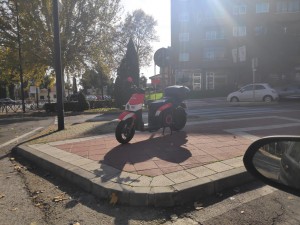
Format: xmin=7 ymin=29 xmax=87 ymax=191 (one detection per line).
xmin=171 ymin=0 xmax=300 ymax=90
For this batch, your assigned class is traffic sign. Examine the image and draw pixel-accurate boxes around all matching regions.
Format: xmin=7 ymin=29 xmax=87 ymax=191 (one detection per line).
xmin=154 ymin=48 xmax=169 ymax=67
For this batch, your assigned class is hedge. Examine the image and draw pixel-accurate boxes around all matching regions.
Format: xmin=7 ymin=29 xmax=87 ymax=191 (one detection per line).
xmin=44 ymin=100 xmax=114 ymax=113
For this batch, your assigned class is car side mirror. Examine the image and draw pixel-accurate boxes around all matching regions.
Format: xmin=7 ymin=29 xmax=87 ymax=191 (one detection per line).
xmin=243 ymin=136 xmax=300 ymax=196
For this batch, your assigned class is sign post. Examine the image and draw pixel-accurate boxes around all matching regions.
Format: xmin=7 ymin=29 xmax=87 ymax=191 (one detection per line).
xmin=252 ymin=58 xmax=258 ymax=100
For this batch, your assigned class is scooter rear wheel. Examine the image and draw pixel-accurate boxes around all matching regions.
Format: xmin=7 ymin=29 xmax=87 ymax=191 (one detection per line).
xmin=172 ymin=107 xmax=187 ymax=131
xmin=115 ymin=118 xmax=135 ymax=144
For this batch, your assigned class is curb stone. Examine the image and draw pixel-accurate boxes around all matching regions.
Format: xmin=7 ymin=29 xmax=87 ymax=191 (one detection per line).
xmin=14 ymin=144 xmax=255 ymax=207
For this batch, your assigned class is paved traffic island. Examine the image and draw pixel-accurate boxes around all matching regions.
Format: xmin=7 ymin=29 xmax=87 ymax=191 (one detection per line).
xmin=14 ymin=115 xmax=300 ymax=206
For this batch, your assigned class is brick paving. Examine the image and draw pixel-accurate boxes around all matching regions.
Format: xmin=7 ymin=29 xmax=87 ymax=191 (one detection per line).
xmin=52 ymin=116 xmax=300 ymax=177
xmin=15 ymin=109 xmax=300 ymax=206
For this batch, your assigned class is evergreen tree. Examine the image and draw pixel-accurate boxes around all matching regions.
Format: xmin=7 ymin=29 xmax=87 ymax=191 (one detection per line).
xmin=114 ymin=38 xmax=140 ymax=108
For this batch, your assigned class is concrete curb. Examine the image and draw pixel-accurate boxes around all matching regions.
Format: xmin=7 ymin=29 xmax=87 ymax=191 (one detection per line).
xmin=14 ymin=144 xmax=255 ymax=207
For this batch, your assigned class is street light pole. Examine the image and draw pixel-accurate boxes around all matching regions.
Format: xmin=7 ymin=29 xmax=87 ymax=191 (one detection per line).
xmin=52 ymin=0 xmax=64 ymax=130
xmin=15 ymin=1 xmax=25 ymax=113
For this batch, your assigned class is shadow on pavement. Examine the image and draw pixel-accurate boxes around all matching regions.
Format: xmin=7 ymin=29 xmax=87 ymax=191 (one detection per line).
xmin=99 ymin=131 xmax=191 ymax=183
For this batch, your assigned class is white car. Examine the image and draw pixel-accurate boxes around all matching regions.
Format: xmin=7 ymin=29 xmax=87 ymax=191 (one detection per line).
xmin=227 ymin=83 xmax=278 ymax=102
xmin=85 ymin=95 xmax=97 ymax=101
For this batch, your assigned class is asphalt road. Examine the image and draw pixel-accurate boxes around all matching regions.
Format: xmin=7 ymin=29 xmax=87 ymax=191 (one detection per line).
xmin=0 ymin=115 xmax=53 ymax=225
xmin=0 ymin=100 xmax=300 ymax=224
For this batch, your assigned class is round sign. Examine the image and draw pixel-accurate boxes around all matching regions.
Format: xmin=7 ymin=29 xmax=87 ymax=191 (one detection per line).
xmin=154 ymin=48 xmax=169 ymax=67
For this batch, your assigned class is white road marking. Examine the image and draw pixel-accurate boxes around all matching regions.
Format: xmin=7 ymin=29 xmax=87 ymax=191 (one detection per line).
xmin=0 ymin=127 xmax=43 ymax=148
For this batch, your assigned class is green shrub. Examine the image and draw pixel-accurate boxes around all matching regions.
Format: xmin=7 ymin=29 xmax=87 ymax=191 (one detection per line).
xmin=89 ymin=100 xmax=114 ymax=109
xmin=44 ymin=102 xmax=81 ymax=112
xmin=77 ymin=92 xmax=90 ymax=111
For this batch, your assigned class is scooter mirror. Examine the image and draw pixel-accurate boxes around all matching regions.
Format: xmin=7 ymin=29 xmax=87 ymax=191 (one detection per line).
xmin=243 ymin=136 xmax=300 ymax=196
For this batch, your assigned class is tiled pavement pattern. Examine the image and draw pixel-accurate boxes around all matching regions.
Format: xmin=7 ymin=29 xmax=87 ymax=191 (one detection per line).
xmin=52 ymin=116 xmax=300 ymax=176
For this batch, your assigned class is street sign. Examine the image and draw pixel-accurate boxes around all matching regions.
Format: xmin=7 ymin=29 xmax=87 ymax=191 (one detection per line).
xmin=154 ymin=48 xmax=169 ymax=67
xmin=252 ymin=57 xmax=258 ymax=69
xmin=151 ymin=78 xmax=160 ymax=85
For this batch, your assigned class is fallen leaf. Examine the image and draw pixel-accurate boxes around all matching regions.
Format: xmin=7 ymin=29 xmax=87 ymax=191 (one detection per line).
xmin=73 ymin=222 xmax=80 ymax=225
xmin=194 ymin=202 xmax=204 ymax=210
xmin=14 ymin=165 xmax=22 ymax=172
xmin=241 ymin=210 xmax=245 ymax=214
xmin=53 ymin=193 xmax=68 ymax=202
xmin=110 ymin=193 xmax=118 ymax=206
xmin=230 ymin=197 xmax=235 ymax=200
xmin=10 ymin=207 xmax=18 ymax=211
xmin=9 ymin=158 xmax=15 ymax=161
xmin=30 ymin=222 xmax=37 ymax=225
xmin=0 ymin=194 xmax=5 ymax=199
xmin=170 ymin=214 xmax=178 ymax=222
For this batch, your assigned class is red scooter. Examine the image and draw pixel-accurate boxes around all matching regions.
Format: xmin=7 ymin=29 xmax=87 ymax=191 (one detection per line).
xmin=115 ymin=80 xmax=190 ymax=144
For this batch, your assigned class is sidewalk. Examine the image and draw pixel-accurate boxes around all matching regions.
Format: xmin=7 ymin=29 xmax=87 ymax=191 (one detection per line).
xmin=14 ymin=113 xmax=300 ymax=206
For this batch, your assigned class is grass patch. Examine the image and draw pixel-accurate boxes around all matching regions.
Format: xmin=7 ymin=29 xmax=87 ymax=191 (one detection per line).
xmin=85 ymin=107 xmax=121 ymax=114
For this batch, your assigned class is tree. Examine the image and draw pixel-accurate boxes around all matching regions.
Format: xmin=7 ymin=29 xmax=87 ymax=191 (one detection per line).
xmin=139 ymin=75 xmax=147 ymax=89
xmin=119 ymin=9 xmax=159 ymax=67
xmin=41 ymin=73 xmax=55 ymax=103
xmin=114 ymin=38 xmax=139 ymax=108
xmin=0 ymin=0 xmax=52 ymax=97
xmin=73 ymin=77 xmax=78 ymax=93
xmin=0 ymin=0 xmax=122 ymax=88
xmin=80 ymin=61 xmax=110 ymax=97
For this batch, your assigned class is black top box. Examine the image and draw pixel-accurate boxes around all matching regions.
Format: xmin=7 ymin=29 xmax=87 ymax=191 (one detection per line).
xmin=164 ymin=85 xmax=190 ymax=100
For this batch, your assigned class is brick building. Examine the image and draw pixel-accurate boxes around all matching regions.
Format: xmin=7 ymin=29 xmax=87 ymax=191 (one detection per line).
xmin=171 ymin=0 xmax=300 ymax=91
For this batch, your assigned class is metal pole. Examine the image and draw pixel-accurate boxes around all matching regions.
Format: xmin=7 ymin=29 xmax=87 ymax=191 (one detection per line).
xmin=52 ymin=0 xmax=64 ymax=130
xmin=15 ymin=1 xmax=25 ymax=113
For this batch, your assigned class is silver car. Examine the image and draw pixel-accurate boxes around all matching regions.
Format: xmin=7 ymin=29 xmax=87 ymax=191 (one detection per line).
xmin=227 ymin=83 xmax=278 ymax=102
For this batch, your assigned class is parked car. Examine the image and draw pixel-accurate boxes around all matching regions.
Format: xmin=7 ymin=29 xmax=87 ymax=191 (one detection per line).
xmin=86 ymin=95 xmax=97 ymax=101
xmin=0 ymin=98 xmax=18 ymax=105
xmin=227 ymin=83 xmax=278 ymax=102
xmin=275 ymin=85 xmax=300 ymax=100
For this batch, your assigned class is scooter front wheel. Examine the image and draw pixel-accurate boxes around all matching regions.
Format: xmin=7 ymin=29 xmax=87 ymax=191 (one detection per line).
xmin=115 ymin=118 xmax=135 ymax=144
xmin=172 ymin=107 xmax=187 ymax=131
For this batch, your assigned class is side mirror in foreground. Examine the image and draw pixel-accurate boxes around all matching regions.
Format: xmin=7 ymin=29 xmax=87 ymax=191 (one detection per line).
xmin=243 ymin=136 xmax=300 ymax=196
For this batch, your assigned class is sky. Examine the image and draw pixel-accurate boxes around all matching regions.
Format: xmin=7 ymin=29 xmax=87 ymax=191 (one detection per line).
xmin=121 ymin=0 xmax=171 ymax=79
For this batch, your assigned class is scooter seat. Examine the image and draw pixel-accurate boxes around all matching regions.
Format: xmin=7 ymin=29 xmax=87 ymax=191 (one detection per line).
xmin=150 ymin=97 xmax=171 ymax=107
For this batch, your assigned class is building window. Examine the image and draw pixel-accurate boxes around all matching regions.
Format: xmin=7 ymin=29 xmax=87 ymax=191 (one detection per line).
xmin=255 ymin=25 xmax=267 ymax=35
xmin=233 ymin=4 xmax=247 ymax=15
xmin=179 ymin=53 xmax=189 ymax=62
xmin=203 ymin=7 xmax=223 ymax=19
xmin=179 ymin=12 xmax=189 ymax=22
xmin=205 ymin=28 xmax=225 ymax=40
xmin=256 ymin=2 xmax=270 ymax=13
xmin=40 ymin=96 xmax=45 ymax=100
xmin=203 ymin=47 xmax=225 ymax=60
xmin=179 ymin=33 xmax=190 ymax=42
xmin=276 ymin=0 xmax=300 ymax=12
xmin=233 ymin=26 xmax=247 ymax=37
